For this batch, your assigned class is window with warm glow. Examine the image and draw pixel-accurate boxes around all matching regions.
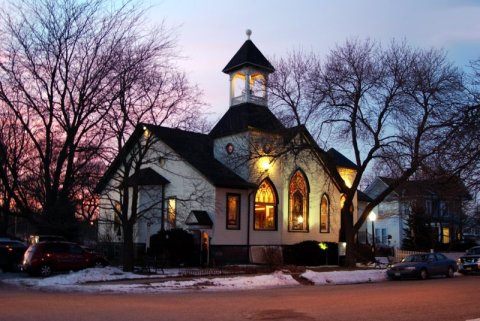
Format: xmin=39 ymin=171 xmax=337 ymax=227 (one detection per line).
xmin=288 ymin=170 xmax=309 ymax=231
xmin=250 ymin=73 xmax=266 ymax=97
xmin=226 ymin=193 xmax=240 ymax=230
xmin=340 ymin=194 xmax=346 ymax=209
xmin=442 ymin=227 xmax=450 ymax=244
xmin=232 ymin=73 xmax=246 ymax=97
xmin=167 ymin=197 xmax=176 ymax=228
xmin=337 ymin=167 xmax=356 ymax=188
xmin=320 ymin=194 xmax=330 ymax=233
xmin=254 ymin=179 xmax=277 ymax=230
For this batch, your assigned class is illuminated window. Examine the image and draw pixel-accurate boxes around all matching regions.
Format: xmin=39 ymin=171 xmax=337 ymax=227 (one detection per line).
xmin=320 ymin=194 xmax=330 ymax=233
xmin=442 ymin=227 xmax=450 ymax=244
xmin=340 ymin=194 xmax=353 ymax=212
xmin=288 ymin=170 xmax=309 ymax=231
xmin=232 ymin=73 xmax=246 ymax=97
xmin=167 ymin=197 xmax=176 ymax=228
xmin=254 ymin=179 xmax=277 ymax=230
xmin=250 ymin=73 xmax=266 ymax=98
xmin=226 ymin=194 xmax=240 ymax=230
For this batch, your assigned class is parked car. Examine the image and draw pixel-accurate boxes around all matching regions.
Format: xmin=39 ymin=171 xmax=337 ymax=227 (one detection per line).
xmin=387 ymin=253 xmax=457 ymax=280
xmin=22 ymin=241 xmax=108 ymax=277
xmin=457 ymin=246 xmax=480 ymax=274
xmin=0 ymin=238 xmax=27 ymax=272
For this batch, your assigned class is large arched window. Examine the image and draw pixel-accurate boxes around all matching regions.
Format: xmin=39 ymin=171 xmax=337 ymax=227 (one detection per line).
xmin=288 ymin=170 xmax=309 ymax=231
xmin=254 ymin=179 xmax=277 ymax=230
xmin=320 ymin=194 xmax=330 ymax=233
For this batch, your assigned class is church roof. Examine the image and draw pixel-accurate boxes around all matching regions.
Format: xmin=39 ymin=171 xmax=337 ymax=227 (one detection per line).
xmin=95 ymin=124 xmax=256 ymax=194
xmin=222 ymin=39 xmax=275 ymax=74
xmin=327 ymin=148 xmax=358 ymax=170
xmin=144 ymin=125 xmax=256 ymax=189
xmin=209 ymin=103 xmax=285 ymax=138
xmin=377 ymin=176 xmax=470 ymax=200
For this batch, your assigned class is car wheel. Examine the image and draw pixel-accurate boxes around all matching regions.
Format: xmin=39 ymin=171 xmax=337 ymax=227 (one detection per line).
xmin=419 ymin=269 xmax=428 ymax=280
xmin=39 ymin=264 xmax=52 ymax=277
xmin=446 ymin=266 xmax=454 ymax=278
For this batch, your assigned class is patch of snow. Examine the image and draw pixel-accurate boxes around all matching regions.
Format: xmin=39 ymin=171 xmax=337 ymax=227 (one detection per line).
xmin=301 ymin=269 xmax=388 ymax=285
xmin=2 ymin=267 xmax=390 ymax=293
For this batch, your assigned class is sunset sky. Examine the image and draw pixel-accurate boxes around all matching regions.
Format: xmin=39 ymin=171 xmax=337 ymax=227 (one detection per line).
xmin=148 ymin=0 xmax=480 ymax=119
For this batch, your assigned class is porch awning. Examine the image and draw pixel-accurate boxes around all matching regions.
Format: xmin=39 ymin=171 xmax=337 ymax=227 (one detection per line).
xmin=125 ymin=168 xmax=170 ymax=186
xmin=185 ymin=211 xmax=213 ymax=227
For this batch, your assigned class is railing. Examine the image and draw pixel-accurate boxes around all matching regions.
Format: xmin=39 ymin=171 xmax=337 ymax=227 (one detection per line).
xmin=231 ymin=95 xmax=266 ymax=106
xmin=393 ymin=248 xmax=428 ymax=262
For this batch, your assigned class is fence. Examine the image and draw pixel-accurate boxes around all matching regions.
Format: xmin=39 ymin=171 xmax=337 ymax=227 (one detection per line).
xmin=392 ymin=248 xmax=428 ymax=262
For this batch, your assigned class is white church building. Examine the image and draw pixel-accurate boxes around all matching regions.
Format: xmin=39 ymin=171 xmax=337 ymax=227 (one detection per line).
xmin=96 ymin=32 xmax=358 ymax=265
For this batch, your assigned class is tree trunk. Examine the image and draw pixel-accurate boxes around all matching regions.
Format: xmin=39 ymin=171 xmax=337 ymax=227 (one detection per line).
xmin=341 ymin=207 xmax=356 ymax=267
xmin=122 ymin=224 xmax=135 ymax=272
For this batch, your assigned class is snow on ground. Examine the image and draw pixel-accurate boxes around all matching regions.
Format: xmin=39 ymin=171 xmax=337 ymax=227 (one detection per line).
xmin=301 ymin=269 xmax=387 ymax=285
xmin=2 ymin=266 xmax=388 ymax=293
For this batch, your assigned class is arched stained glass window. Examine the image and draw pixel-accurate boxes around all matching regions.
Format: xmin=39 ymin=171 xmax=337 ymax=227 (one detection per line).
xmin=320 ymin=194 xmax=330 ymax=233
xmin=254 ymin=179 xmax=277 ymax=230
xmin=288 ymin=170 xmax=309 ymax=231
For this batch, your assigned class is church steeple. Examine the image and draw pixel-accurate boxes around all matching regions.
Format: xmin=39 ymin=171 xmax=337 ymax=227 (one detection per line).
xmin=222 ymin=30 xmax=274 ymax=107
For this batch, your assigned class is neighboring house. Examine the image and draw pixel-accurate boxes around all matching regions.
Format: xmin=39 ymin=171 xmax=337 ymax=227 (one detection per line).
xmin=363 ymin=176 xmax=470 ymax=250
xmin=356 ymin=190 xmax=373 ymax=244
xmin=96 ymin=33 xmax=358 ymax=265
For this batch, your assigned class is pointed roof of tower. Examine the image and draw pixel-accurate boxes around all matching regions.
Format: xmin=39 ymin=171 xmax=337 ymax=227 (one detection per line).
xmin=209 ymin=103 xmax=284 ymax=138
xmin=222 ymin=31 xmax=274 ymax=73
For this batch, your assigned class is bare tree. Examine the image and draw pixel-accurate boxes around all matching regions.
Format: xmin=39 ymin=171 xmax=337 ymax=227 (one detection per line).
xmin=268 ymin=39 xmax=466 ymax=266
xmin=94 ymin=25 xmax=205 ymax=270
xmin=0 ymin=0 xmax=206 ymax=243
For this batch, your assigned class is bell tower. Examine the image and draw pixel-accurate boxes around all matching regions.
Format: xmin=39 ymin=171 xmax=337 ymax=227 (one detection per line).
xmin=222 ymin=30 xmax=275 ymax=107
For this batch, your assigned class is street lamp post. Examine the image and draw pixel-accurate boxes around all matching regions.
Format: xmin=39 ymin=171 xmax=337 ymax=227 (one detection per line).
xmin=369 ymin=212 xmax=377 ymax=258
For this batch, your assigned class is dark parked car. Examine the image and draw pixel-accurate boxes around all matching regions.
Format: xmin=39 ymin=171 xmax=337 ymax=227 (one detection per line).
xmin=0 ymin=238 xmax=27 ymax=272
xmin=22 ymin=241 xmax=108 ymax=277
xmin=457 ymin=246 xmax=480 ymax=274
xmin=387 ymin=253 xmax=457 ymax=280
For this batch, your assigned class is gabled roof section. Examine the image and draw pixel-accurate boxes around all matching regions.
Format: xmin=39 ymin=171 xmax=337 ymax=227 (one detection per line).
xmin=142 ymin=124 xmax=256 ymax=190
xmin=377 ymin=176 xmax=471 ymax=200
xmin=125 ymin=167 xmax=169 ymax=186
xmin=283 ymin=125 xmax=350 ymax=192
xmin=357 ymin=190 xmax=373 ymax=202
xmin=327 ymin=148 xmax=358 ymax=170
xmin=222 ymin=39 xmax=275 ymax=74
xmin=209 ymin=103 xmax=285 ymax=138
xmin=96 ymin=124 xmax=256 ymax=194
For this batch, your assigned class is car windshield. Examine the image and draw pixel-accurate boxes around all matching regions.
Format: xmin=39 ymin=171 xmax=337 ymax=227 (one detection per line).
xmin=402 ymin=254 xmax=428 ymax=262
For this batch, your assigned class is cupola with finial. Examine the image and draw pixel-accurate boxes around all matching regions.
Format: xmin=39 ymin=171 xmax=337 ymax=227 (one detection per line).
xmin=222 ymin=29 xmax=275 ymax=107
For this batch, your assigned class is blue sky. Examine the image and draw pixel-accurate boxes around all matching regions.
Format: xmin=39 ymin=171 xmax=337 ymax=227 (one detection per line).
xmin=148 ymin=0 xmax=480 ymax=119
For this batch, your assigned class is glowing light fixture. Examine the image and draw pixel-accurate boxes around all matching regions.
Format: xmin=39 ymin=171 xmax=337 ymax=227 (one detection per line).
xmin=297 ymin=216 xmax=304 ymax=224
xmin=260 ymin=158 xmax=272 ymax=171
xmin=318 ymin=242 xmax=328 ymax=250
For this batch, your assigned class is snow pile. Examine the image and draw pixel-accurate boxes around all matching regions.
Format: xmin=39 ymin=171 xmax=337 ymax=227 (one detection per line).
xmin=301 ymin=269 xmax=387 ymax=285
xmin=3 ymin=267 xmax=389 ymax=293
xmin=95 ymin=271 xmax=298 ymax=293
